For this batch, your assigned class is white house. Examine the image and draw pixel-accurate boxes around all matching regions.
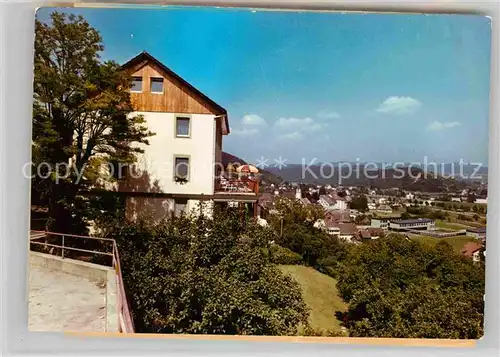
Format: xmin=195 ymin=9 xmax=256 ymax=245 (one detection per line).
xmin=319 ymin=195 xmax=347 ymax=211
xmin=117 ymin=52 xmax=259 ymax=220
xmin=389 ymin=218 xmax=435 ymax=231
xmin=466 ymin=227 xmax=486 ymax=239
xmin=326 ymin=223 xmax=358 ymax=243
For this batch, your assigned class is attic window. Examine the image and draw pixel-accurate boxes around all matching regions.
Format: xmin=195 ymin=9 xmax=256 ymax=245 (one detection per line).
xmin=131 ymin=77 xmax=142 ymax=92
xmin=151 ymin=77 xmax=164 ymax=93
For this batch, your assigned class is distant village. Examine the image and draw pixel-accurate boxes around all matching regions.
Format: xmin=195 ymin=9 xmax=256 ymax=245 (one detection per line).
xmin=256 ymin=181 xmax=487 ymax=263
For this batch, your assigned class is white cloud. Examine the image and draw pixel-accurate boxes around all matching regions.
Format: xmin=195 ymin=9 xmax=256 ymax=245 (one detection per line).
xmin=241 ymin=114 xmax=267 ymax=126
xmin=427 ymin=121 xmax=461 ymax=131
xmin=278 ymin=131 xmax=303 ymax=141
xmin=231 ymin=128 xmax=259 ymax=136
xmin=376 ymin=96 xmax=422 ymax=115
xmin=274 ymin=117 xmax=324 ymax=132
xmin=317 ymin=110 xmax=341 ymax=119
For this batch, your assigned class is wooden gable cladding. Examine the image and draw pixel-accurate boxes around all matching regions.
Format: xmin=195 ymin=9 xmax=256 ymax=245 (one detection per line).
xmin=121 ymin=52 xmax=230 ymax=134
xmin=128 ymin=60 xmax=217 ymax=115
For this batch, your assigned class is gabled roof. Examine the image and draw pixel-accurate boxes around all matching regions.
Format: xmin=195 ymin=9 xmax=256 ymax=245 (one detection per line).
xmin=319 ymin=195 xmax=336 ymax=205
xmin=359 ymin=230 xmax=372 ymax=239
xmin=121 ymin=51 xmax=230 ymax=134
xmin=327 ymin=222 xmax=358 ymax=235
xmin=461 ymin=242 xmax=483 ymax=258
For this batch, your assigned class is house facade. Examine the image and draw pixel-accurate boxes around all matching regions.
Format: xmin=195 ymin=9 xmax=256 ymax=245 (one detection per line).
xmin=318 ymin=195 xmax=347 ymax=211
xmin=370 ymin=216 xmax=400 ymax=230
xmin=118 ymin=52 xmax=258 ymax=220
xmin=466 ymin=227 xmax=486 ymax=239
xmin=461 ymin=242 xmax=483 ymax=263
xmin=389 ymin=218 xmax=435 ymax=231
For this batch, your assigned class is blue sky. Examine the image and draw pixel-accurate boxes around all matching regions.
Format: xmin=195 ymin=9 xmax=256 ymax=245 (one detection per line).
xmin=37 ymin=6 xmax=491 ymax=165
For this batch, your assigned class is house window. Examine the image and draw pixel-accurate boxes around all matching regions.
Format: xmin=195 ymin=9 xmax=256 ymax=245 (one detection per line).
xmin=176 ymin=117 xmax=190 ymax=137
xmin=131 ymin=77 xmax=143 ymax=92
xmin=174 ymin=156 xmax=190 ymax=182
xmin=151 ymin=77 xmax=164 ymax=93
xmin=174 ymin=198 xmax=188 ymax=217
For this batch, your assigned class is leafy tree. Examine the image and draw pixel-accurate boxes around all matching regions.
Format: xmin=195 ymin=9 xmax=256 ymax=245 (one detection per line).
xmin=354 ymin=214 xmax=368 ymax=225
xmin=348 ymin=195 xmax=368 ymax=212
xmin=268 ymin=197 xmax=349 ymax=276
xmin=32 ymin=11 xmax=153 ymax=233
xmin=337 ymin=190 xmax=347 ymax=198
xmin=400 ymin=211 xmax=411 ymax=220
xmin=268 ymin=197 xmax=323 ymax=230
xmin=107 ymin=208 xmax=309 ymax=335
xmin=337 ymin=234 xmax=484 ymax=338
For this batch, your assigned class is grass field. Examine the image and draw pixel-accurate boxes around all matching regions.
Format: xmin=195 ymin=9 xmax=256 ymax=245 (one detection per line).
xmin=435 ymin=220 xmax=469 ymax=230
xmin=410 ymin=235 xmax=477 ymax=253
xmin=278 ymin=265 xmax=347 ymax=334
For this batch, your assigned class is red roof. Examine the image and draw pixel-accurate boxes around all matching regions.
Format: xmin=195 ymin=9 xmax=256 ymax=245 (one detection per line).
xmin=461 ymin=242 xmax=483 ymax=258
xmin=320 ymin=195 xmax=336 ymax=205
xmin=367 ymin=228 xmax=384 ymax=237
xmin=334 ymin=223 xmax=359 ymax=235
xmin=359 ymin=230 xmax=372 ymax=239
xmin=325 ymin=210 xmax=351 ymax=224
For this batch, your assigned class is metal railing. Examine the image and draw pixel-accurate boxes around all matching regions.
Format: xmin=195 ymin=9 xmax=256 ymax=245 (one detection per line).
xmin=29 ymin=230 xmax=135 ymax=333
xmin=215 ymin=175 xmax=260 ymax=194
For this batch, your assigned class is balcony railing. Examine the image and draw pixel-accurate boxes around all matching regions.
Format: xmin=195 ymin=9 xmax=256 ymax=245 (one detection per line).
xmin=215 ymin=175 xmax=259 ymax=195
xmin=29 ymin=230 xmax=135 ymax=333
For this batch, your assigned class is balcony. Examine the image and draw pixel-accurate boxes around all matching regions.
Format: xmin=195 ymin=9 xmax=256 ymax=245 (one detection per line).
xmin=214 ymin=174 xmax=259 ymax=196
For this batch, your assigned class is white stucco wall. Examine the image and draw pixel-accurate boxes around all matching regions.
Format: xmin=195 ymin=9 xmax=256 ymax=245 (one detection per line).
xmin=129 ymin=112 xmax=216 ymax=195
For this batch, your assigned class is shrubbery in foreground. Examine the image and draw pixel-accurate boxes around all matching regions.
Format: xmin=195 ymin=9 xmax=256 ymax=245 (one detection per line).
xmin=106 ymin=209 xmax=309 ymax=335
xmin=337 ymin=234 xmax=485 ymax=339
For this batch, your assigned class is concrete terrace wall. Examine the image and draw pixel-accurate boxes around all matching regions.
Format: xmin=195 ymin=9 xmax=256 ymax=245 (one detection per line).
xmin=29 ymin=251 xmax=118 ymax=332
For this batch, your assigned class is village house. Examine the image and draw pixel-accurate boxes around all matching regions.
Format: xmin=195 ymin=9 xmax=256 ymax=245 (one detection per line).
xmin=358 ymin=230 xmax=372 ymax=241
xmin=336 ymin=223 xmax=359 ymax=242
xmin=325 ymin=210 xmax=351 ymax=225
xmin=367 ymin=227 xmax=384 ymax=239
xmin=117 ymin=51 xmax=259 ymax=220
xmin=375 ymin=204 xmax=393 ymax=214
xmin=318 ymin=194 xmax=347 ymax=211
xmin=321 ymin=221 xmax=358 ymax=242
xmin=389 ymin=218 xmax=435 ymax=231
xmin=461 ymin=242 xmax=483 ymax=263
xmin=370 ymin=216 xmax=400 ymax=230
xmin=405 ymin=192 xmax=415 ymax=200
xmin=466 ymin=227 xmax=487 ymax=239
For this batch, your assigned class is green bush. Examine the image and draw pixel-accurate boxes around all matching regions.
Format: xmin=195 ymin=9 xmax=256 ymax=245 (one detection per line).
xmin=315 ymin=256 xmax=341 ymax=278
xmin=269 ymin=244 xmax=303 ymax=265
xmin=337 ymin=234 xmax=485 ymax=338
xmin=106 ymin=208 xmax=309 ymax=335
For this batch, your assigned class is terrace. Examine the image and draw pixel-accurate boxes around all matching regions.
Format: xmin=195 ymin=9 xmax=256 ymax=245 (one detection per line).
xmin=214 ymin=164 xmax=260 ymax=196
xmin=29 ymin=231 xmax=134 ymax=333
